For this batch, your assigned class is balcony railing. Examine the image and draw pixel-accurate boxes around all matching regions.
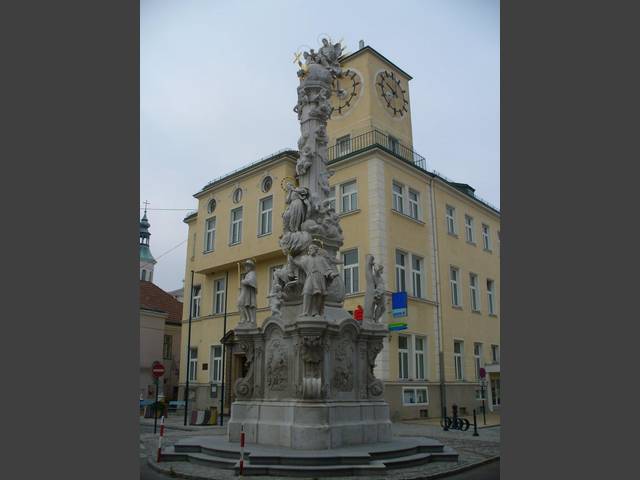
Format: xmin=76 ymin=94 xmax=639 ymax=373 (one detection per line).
xmin=328 ymin=129 xmax=427 ymax=171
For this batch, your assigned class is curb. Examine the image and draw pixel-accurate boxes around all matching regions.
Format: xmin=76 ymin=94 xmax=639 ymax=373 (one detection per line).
xmin=147 ymin=455 xmax=500 ymax=480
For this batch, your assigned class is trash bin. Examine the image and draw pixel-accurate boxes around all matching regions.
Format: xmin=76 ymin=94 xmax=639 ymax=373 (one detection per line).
xmin=209 ymin=406 xmax=218 ymax=425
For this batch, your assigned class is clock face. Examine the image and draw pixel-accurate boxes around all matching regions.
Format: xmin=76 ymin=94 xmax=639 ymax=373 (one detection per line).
xmin=331 ymin=69 xmax=362 ymax=115
xmin=375 ymin=70 xmax=408 ymax=117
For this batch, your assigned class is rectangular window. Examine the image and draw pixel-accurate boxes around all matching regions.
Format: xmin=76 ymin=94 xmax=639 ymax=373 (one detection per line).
xmin=408 ymin=189 xmax=419 ymax=220
xmin=450 ymin=267 xmax=460 ymax=306
xmin=336 ymin=134 xmax=351 ymax=156
xmin=268 ymin=264 xmax=284 ymax=294
xmin=342 ymin=249 xmax=359 ymax=294
xmin=491 ymin=345 xmax=500 ymax=363
xmin=469 ymin=273 xmax=480 ymax=311
xmin=454 ymin=341 xmax=464 ymax=380
xmin=446 ymin=205 xmax=456 ymax=234
xmin=415 ymin=336 xmax=426 ymax=380
xmin=464 ymin=215 xmax=475 ymax=243
xmin=188 ymin=347 xmax=198 ymax=382
xmin=398 ymin=335 xmax=409 ymax=379
xmin=392 ymin=182 xmax=404 ymax=213
xmin=191 ymin=285 xmax=201 ymax=318
xmin=411 ymin=255 xmax=424 ymax=298
xmin=487 ymin=279 xmax=496 ymax=315
xmin=388 ymin=135 xmax=400 ymax=154
xmin=213 ymin=278 xmax=226 ymax=314
xmin=327 ymin=186 xmax=336 ymax=212
xmin=476 ymin=388 xmax=486 ymax=400
xmin=341 ymin=181 xmax=358 ymax=213
xmin=210 ymin=345 xmax=222 ymax=383
xmin=474 ymin=343 xmax=483 ymax=380
xmin=395 ymin=250 xmax=407 ymax=292
xmin=258 ymin=196 xmax=273 ymax=236
xmin=403 ymin=387 xmax=429 ymax=405
xmin=163 ymin=335 xmax=172 ymax=360
xmin=482 ymin=223 xmax=491 ymax=250
xmin=204 ymin=217 xmax=216 ymax=252
xmin=230 ymin=207 xmax=243 ymax=244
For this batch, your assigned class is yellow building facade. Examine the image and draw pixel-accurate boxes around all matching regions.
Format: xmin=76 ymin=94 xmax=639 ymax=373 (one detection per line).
xmin=178 ymin=45 xmax=500 ymax=420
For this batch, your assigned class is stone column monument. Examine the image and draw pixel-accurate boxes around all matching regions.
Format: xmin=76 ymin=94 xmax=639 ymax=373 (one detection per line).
xmin=227 ymin=39 xmax=391 ymax=450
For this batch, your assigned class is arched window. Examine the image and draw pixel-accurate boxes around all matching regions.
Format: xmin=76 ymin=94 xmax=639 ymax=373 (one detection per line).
xmin=141 ymin=269 xmax=147 ymax=281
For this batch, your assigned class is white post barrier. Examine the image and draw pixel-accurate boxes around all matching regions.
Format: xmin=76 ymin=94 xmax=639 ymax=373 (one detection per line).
xmin=157 ymin=416 xmax=165 ymax=462
xmin=239 ymin=424 xmax=245 ymax=475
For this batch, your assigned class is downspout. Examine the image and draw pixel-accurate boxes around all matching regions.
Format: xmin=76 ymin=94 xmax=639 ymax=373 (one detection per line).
xmin=428 ymin=177 xmax=447 ymax=414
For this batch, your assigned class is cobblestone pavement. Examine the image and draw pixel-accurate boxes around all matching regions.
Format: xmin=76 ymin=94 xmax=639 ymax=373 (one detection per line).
xmin=140 ymin=420 xmax=500 ymax=480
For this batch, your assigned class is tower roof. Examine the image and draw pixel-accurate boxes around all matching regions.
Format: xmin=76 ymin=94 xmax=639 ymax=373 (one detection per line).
xmin=139 ymin=208 xmax=156 ymax=264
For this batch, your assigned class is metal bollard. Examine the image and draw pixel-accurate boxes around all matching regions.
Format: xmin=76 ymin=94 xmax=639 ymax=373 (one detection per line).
xmin=472 ymin=409 xmax=479 ymax=436
xmin=157 ymin=416 xmax=165 ymax=462
xmin=239 ymin=424 xmax=245 ymax=475
xmin=442 ymin=406 xmax=449 ymax=431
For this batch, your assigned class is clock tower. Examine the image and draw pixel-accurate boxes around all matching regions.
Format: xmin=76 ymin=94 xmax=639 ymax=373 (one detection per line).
xmin=327 ymin=42 xmax=414 ymax=150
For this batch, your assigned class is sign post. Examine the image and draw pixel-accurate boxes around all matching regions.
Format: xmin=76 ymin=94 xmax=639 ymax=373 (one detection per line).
xmin=479 ymin=367 xmax=487 ymax=425
xmin=151 ymin=361 xmax=165 ymax=433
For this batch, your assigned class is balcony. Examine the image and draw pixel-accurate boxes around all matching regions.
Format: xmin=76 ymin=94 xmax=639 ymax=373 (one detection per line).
xmin=328 ymin=129 xmax=427 ymax=171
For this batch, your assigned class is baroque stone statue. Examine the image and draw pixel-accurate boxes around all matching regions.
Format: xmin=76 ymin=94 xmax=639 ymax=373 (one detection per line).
xmin=364 ymin=254 xmax=386 ymax=323
xmin=237 ymin=259 xmax=257 ymax=326
xmin=292 ymin=244 xmax=339 ymax=317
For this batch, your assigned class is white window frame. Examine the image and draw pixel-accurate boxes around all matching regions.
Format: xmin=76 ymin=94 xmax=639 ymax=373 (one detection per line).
xmin=487 ymin=279 xmax=496 ymax=315
xmin=188 ymin=347 xmax=198 ymax=382
xmin=388 ymin=135 xmax=400 ymax=154
xmin=336 ymin=134 xmax=351 ymax=156
xmin=163 ymin=334 xmax=172 ymax=360
xmin=482 ymin=223 xmax=491 ymax=250
xmin=204 ymin=216 xmax=216 ymax=252
xmin=191 ymin=285 xmax=201 ymax=318
xmin=446 ymin=205 xmax=457 ymax=234
xmin=327 ymin=186 xmax=336 ymax=212
xmin=258 ymin=196 xmax=273 ymax=236
xmin=454 ymin=340 xmax=464 ymax=380
xmin=398 ymin=335 xmax=409 ymax=379
xmin=411 ymin=254 xmax=424 ymax=298
xmin=213 ymin=278 xmax=226 ymax=315
xmin=474 ymin=343 xmax=483 ymax=380
xmin=414 ymin=336 xmax=426 ymax=380
xmin=469 ymin=273 xmax=480 ymax=312
xmin=464 ymin=215 xmax=475 ymax=243
xmin=402 ymin=387 xmax=429 ymax=406
xmin=491 ymin=344 xmax=500 ymax=363
xmin=210 ymin=345 xmax=223 ymax=383
xmin=408 ymin=189 xmax=420 ymax=220
xmin=341 ymin=181 xmax=358 ymax=213
xmin=392 ymin=182 xmax=404 ymax=213
xmin=395 ymin=250 xmax=407 ymax=293
xmin=342 ymin=249 xmax=359 ymax=294
xmin=230 ymin=207 xmax=243 ymax=245
xmin=450 ymin=267 xmax=460 ymax=307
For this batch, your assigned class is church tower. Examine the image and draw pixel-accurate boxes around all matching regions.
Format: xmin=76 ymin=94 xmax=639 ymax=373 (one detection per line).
xmin=139 ymin=206 xmax=156 ymax=282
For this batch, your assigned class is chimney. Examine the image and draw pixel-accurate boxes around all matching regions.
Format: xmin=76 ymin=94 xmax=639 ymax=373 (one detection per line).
xmin=359 ymin=40 xmax=365 ymax=49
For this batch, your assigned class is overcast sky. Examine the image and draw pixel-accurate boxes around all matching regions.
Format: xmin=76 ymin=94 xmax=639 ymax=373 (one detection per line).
xmin=140 ymin=0 xmax=500 ymax=292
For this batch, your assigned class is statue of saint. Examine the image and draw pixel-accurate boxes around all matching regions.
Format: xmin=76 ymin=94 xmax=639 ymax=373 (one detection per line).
xmin=282 ymin=183 xmax=310 ymax=232
xmin=237 ymin=259 xmax=257 ymax=326
xmin=267 ymin=283 xmax=284 ymax=316
xmin=364 ymin=254 xmax=386 ymax=323
xmin=293 ymin=244 xmax=339 ymax=317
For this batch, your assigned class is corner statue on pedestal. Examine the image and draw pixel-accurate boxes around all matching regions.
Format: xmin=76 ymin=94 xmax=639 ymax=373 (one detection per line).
xmin=293 ymin=244 xmax=339 ymax=317
xmin=237 ymin=259 xmax=257 ymax=326
xmin=364 ymin=254 xmax=386 ymax=323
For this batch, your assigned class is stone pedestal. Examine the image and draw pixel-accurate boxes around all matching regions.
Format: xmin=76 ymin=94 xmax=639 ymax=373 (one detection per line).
xmin=228 ymin=400 xmax=391 ymax=449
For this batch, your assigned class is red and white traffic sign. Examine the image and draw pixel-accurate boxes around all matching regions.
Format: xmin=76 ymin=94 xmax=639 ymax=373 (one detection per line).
xmin=479 ymin=367 xmax=486 ymax=379
xmin=152 ymin=361 xmax=165 ymax=378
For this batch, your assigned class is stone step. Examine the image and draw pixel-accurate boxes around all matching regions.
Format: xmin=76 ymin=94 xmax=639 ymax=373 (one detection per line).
xmin=174 ymin=443 xmax=240 ymax=459
xmin=246 ymin=452 xmax=372 ymax=466
xmin=382 ymin=452 xmax=434 ymax=469
xmin=235 ymin=461 xmax=387 ymax=477
xmin=161 ymin=447 xmax=237 ymax=470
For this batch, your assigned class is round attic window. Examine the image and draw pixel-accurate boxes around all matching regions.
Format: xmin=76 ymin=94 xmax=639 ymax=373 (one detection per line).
xmin=261 ymin=176 xmax=273 ymax=193
xmin=207 ymin=198 xmax=216 ymax=213
xmin=233 ymin=188 xmax=243 ymax=203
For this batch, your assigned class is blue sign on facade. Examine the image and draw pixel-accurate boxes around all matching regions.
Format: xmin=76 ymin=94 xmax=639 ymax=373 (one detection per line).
xmin=392 ymin=292 xmax=408 ymax=318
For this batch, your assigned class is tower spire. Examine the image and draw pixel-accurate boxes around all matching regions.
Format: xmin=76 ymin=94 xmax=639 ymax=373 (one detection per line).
xmin=139 ymin=202 xmax=156 ymax=282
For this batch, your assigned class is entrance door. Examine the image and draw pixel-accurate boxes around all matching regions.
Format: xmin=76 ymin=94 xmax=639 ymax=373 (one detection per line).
xmin=491 ymin=378 xmax=501 ymax=407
